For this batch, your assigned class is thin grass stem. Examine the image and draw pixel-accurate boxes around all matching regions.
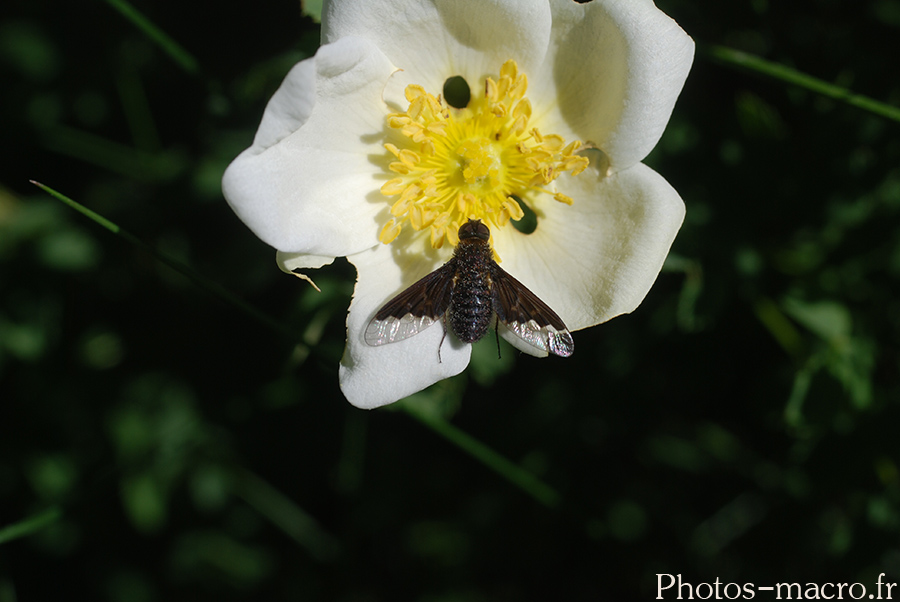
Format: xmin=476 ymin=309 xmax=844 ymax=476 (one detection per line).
xmin=705 ymin=45 xmax=900 ymax=124
xmin=232 ymin=468 xmax=341 ymax=561
xmin=401 ymin=404 xmax=561 ymax=508
xmin=0 ymin=507 xmax=61 ymax=545
xmin=30 ymin=181 xmax=294 ymax=343
xmin=102 ymin=0 xmax=199 ymax=74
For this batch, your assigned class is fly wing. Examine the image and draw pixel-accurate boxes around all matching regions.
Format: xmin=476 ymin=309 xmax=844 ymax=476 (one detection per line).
xmin=490 ymin=264 xmax=574 ymax=357
xmin=364 ymin=260 xmax=456 ymax=346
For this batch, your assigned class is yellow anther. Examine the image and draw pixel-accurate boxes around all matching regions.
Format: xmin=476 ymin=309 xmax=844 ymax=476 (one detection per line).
xmin=540 ymin=134 xmax=565 ymax=151
xmin=390 ymin=196 xmax=413 ymax=216
xmin=512 ymin=98 xmax=532 ymax=120
xmin=509 ymin=74 xmax=528 ymax=100
xmin=510 ymin=116 xmax=528 ymax=138
xmin=389 ymin=161 xmax=410 ymax=174
xmin=562 ymin=140 xmax=581 ymax=155
xmin=408 ymin=204 xmax=425 ymax=229
xmin=379 ymin=219 xmax=402 ymax=244
xmin=499 ymin=59 xmax=517 ymax=80
xmin=503 ymin=198 xmax=525 ymax=221
xmin=381 ymin=178 xmax=407 ymax=195
xmin=485 ymin=78 xmax=498 ymax=102
xmin=398 ymin=149 xmax=420 ymax=167
xmin=405 ymin=84 xmax=426 ymax=103
xmin=446 ymin=221 xmax=461 ymax=246
xmin=387 ymin=115 xmax=410 ymax=128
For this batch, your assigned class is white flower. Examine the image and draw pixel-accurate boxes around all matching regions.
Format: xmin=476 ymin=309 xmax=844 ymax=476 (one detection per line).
xmin=223 ymin=0 xmax=694 ymax=409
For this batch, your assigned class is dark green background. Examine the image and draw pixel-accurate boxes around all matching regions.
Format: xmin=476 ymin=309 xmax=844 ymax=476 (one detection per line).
xmin=2 ymin=0 xmax=899 ymax=600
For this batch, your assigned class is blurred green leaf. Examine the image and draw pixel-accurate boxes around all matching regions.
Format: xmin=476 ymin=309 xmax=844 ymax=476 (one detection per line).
xmin=78 ymin=328 xmax=124 ymax=370
xmin=0 ymin=21 xmax=59 ymax=81
xmin=821 ymin=507 xmax=853 ymax=556
xmin=407 ymin=520 xmax=470 ymax=566
xmin=607 ymin=500 xmax=648 ymax=543
xmin=691 ymin=493 xmax=768 ymax=556
xmin=168 ymin=531 xmax=275 ymax=588
xmin=735 ymin=91 xmax=787 ymax=139
xmin=782 ymin=298 xmax=874 ymax=410
xmin=782 ymin=298 xmax=852 ymax=343
xmin=121 ymin=473 xmax=168 ymax=534
xmin=0 ymin=316 xmax=47 ymax=361
xmin=37 ymin=227 xmax=101 ymax=271
xmin=104 ymin=570 xmax=156 ymax=602
xmin=188 ymin=464 xmax=232 ymax=514
xmin=647 ymin=435 xmax=710 ymax=473
xmin=871 ymin=0 xmax=900 ymax=26
xmin=26 ymin=455 xmax=78 ymax=500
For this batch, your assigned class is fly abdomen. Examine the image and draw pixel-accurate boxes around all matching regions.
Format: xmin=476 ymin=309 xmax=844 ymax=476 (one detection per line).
xmin=448 ymin=275 xmax=493 ymax=343
xmin=448 ymin=236 xmax=495 ymax=343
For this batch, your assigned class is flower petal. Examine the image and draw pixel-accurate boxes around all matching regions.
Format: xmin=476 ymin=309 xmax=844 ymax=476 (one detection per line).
xmin=340 ymin=242 xmax=471 ymax=409
xmin=251 ymin=59 xmax=318 ymax=151
xmin=276 ymin=251 xmax=335 ymax=290
xmin=222 ymin=36 xmax=398 ymax=258
xmin=276 ymin=252 xmax=335 ymax=272
xmin=322 ymin=0 xmax=552 ymax=94
xmin=532 ymin=0 xmax=694 ymax=170
xmin=493 ymin=159 xmax=685 ymax=332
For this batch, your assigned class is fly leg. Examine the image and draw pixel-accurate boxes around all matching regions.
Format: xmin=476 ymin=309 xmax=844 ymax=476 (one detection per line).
xmin=437 ymin=317 xmax=448 ymax=363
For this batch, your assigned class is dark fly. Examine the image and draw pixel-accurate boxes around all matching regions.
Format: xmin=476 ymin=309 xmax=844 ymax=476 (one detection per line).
xmin=364 ymin=219 xmax=574 ymax=357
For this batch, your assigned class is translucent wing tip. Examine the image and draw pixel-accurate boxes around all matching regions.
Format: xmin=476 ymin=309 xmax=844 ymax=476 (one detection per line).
xmin=364 ymin=313 xmax=439 ymax=346
xmin=548 ymin=329 xmax=574 ymax=357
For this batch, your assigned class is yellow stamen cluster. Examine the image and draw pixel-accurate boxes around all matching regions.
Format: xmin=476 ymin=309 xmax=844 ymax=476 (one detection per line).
xmin=379 ymin=59 xmax=589 ymax=248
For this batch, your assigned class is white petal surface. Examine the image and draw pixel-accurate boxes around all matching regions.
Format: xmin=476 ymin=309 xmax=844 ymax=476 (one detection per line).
xmin=222 ymin=36 xmax=398 ymax=258
xmin=322 ymin=0 xmax=552 ymax=94
xmin=531 ymin=0 xmax=694 ymax=171
xmin=340 ymin=242 xmax=471 ymax=409
xmin=252 ymin=58 xmax=318 ymax=150
xmin=492 ymin=159 xmax=685 ymax=332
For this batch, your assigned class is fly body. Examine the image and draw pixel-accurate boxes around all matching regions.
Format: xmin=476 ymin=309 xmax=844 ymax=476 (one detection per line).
xmin=365 ymin=219 xmax=574 ymax=358
xmin=446 ymin=225 xmax=495 ymax=343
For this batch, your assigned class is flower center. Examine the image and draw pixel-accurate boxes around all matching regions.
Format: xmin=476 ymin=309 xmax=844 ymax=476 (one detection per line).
xmin=379 ymin=60 xmax=589 ymax=248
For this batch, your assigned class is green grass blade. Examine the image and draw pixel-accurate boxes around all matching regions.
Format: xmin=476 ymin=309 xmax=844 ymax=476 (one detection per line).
xmin=31 ymin=180 xmax=120 ymax=234
xmin=0 ymin=507 xmax=62 ymax=545
xmin=401 ymin=404 xmax=561 ymax=508
xmin=705 ymin=44 xmax=900 ymax=124
xmin=101 ymin=0 xmax=199 ymax=74
xmin=30 ymin=181 xmax=295 ymax=343
xmin=42 ymin=125 xmax=179 ymax=182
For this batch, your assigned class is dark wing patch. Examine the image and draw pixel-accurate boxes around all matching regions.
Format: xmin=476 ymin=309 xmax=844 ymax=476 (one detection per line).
xmin=364 ymin=260 xmax=456 ymax=346
xmin=490 ymin=264 xmax=574 ymax=357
